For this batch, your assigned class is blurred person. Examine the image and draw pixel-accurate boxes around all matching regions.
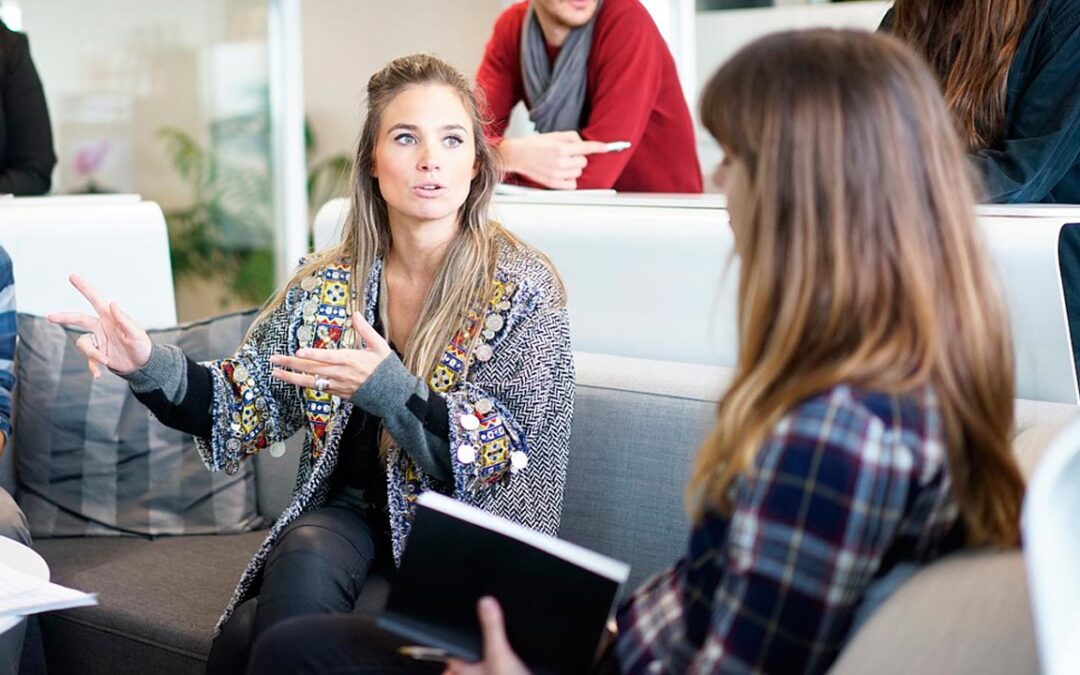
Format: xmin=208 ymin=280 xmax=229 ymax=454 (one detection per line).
xmin=476 ymin=0 xmax=702 ymax=192
xmin=883 ymin=0 xmax=1080 ymax=203
xmin=883 ymin=0 xmax=1080 ymax=372
xmin=0 ymin=19 xmax=56 ymax=195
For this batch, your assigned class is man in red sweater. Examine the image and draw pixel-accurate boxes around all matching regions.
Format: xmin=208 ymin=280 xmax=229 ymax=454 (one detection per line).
xmin=476 ymin=0 xmax=703 ymax=193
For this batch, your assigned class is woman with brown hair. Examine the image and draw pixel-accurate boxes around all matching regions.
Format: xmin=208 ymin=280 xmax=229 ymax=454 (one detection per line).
xmin=243 ymin=29 xmax=1028 ymax=675
xmin=883 ymin=0 xmax=1080 ymax=204
xmin=884 ymin=0 xmax=1080 ymax=373
xmin=50 ymin=53 xmax=574 ymax=674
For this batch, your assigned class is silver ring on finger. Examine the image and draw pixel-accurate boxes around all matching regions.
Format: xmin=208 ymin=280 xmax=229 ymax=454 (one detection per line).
xmin=89 ymin=333 xmax=99 ymax=349
xmin=313 ymin=376 xmax=330 ymax=392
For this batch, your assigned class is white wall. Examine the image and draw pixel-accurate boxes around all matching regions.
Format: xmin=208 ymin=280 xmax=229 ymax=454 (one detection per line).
xmin=694 ymin=1 xmax=891 ymax=185
xmin=301 ymin=0 xmax=504 ymax=165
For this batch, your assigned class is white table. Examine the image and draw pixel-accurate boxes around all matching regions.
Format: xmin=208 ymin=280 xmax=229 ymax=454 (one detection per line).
xmin=0 ymin=537 xmax=49 ymax=636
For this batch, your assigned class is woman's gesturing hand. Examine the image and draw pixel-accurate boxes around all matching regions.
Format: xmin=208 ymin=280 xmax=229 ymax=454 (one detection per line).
xmin=47 ymin=274 xmax=153 ymax=378
xmin=270 ymin=312 xmax=392 ymax=399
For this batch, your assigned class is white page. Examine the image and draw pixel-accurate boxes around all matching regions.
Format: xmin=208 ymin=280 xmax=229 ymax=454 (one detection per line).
xmin=0 ymin=562 xmax=97 ymax=617
xmin=494 ymin=183 xmax=617 ymax=197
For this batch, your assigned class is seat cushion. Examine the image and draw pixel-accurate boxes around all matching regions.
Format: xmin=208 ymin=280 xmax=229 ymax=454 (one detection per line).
xmin=1013 ymin=398 xmax=1080 ymax=478
xmin=831 ymin=550 xmax=1037 ymax=674
xmin=34 ymin=531 xmax=266 ymax=675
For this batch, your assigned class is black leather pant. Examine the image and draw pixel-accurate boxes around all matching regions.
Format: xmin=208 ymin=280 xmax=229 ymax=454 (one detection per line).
xmin=205 ymin=501 xmax=390 ymax=675
xmin=245 ymin=614 xmax=623 ymax=675
xmin=247 ymin=613 xmax=443 ymax=675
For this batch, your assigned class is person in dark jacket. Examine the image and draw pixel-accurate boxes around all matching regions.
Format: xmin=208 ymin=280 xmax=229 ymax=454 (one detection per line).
xmin=884 ymin=0 xmax=1080 ymax=204
xmin=885 ymin=0 xmax=1080 ymax=373
xmin=0 ymin=18 xmax=56 ymax=195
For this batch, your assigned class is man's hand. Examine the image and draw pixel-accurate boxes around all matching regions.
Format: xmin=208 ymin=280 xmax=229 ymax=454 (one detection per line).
xmin=497 ymin=132 xmax=608 ymax=190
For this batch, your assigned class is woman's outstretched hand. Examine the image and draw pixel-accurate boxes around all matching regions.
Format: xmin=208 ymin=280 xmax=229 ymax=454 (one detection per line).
xmin=47 ymin=274 xmax=153 ymax=377
xmin=269 ymin=312 xmax=392 ymax=399
xmin=443 ymin=597 xmax=530 ymax=675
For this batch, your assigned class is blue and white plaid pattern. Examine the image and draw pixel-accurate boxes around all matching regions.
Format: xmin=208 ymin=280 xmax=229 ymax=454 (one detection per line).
xmin=616 ymin=385 xmax=962 ymax=674
xmin=0 ymin=247 xmax=15 ymax=439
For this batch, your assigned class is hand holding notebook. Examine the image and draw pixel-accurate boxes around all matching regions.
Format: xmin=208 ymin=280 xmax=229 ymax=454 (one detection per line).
xmin=378 ymin=492 xmax=630 ymax=674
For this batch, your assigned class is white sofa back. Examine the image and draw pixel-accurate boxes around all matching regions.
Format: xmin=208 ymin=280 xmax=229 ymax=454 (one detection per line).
xmin=0 ymin=195 xmax=178 ymax=492
xmin=313 ymin=195 xmax=1080 ymax=404
xmin=313 ymin=195 xmax=738 ymax=366
xmin=0 ymin=195 xmax=178 ymax=329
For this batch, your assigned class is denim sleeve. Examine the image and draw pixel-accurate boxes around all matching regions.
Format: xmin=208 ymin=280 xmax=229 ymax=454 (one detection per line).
xmin=0 ymin=248 xmax=15 ymax=438
xmin=972 ymin=14 xmax=1080 ymax=203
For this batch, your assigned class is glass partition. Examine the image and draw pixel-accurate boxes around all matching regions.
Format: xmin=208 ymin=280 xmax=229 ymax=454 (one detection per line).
xmin=11 ymin=0 xmax=306 ymax=320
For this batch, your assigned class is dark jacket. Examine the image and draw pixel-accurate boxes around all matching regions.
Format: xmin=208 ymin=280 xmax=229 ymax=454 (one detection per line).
xmin=0 ymin=19 xmax=56 ymax=195
xmin=884 ymin=0 xmax=1080 ymax=203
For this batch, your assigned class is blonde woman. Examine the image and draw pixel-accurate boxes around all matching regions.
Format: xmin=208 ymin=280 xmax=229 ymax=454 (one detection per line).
xmin=49 ymin=54 xmax=574 ymax=674
xmin=249 ymin=30 xmax=1027 ymax=675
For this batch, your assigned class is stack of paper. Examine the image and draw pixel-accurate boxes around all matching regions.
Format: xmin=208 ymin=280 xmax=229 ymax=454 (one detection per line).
xmin=0 ymin=563 xmax=97 ymax=618
xmin=494 ymin=183 xmax=616 ymax=196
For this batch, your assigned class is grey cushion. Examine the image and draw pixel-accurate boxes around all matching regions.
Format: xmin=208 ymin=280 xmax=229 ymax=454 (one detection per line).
xmin=14 ymin=310 xmax=263 ymax=537
xmin=34 ymin=531 xmax=267 ymax=675
xmin=561 ymin=353 xmax=731 ymax=589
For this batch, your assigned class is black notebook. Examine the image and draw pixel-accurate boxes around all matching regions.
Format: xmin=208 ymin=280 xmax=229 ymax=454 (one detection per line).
xmin=377 ymin=491 xmax=631 ymax=674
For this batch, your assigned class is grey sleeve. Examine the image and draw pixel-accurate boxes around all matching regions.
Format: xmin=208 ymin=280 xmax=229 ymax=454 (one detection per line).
xmin=118 ymin=343 xmax=188 ymax=403
xmin=350 ymin=353 xmax=452 ymax=482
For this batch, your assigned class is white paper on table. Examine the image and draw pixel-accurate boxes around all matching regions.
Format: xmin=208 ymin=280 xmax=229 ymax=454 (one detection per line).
xmin=0 ymin=562 xmax=97 ymax=617
xmin=494 ymin=183 xmax=616 ymax=196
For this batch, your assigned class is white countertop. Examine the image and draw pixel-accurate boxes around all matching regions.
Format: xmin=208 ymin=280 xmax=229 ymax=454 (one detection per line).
xmin=495 ymin=191 xmax=1080 ymax=218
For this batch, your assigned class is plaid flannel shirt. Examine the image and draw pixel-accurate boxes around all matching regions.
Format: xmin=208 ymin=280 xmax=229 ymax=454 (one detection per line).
xmin=615 ymin=384 xmax=963 ymax=674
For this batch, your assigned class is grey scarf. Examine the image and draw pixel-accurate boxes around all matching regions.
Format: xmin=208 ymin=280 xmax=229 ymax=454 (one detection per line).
xmin=520 ymin=1 xmax=603 ymax=133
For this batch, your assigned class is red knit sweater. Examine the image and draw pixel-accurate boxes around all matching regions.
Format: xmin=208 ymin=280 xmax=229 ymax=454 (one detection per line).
xmin=476 ymin=0 xmax=703 ymax=193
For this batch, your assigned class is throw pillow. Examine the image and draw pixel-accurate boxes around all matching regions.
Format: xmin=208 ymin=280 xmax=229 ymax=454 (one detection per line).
xmin=13 ymin=309 xmax=265 ymax=537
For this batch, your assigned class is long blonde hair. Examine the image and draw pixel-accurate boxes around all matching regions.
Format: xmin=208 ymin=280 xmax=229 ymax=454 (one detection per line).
xmin=691 ymin=30 xmax=1023 ymax=547
xmin=889 ymin=0 xmax=1032 ymax=150
xmin=254 ymin=54 xmax=546 ymax=383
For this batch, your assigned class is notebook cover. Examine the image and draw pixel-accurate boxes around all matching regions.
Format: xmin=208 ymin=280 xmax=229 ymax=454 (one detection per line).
xmin=378 ymin=494 xmax=629 ymax=674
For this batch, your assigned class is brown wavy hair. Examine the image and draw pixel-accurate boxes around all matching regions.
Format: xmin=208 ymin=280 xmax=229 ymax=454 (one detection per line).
xmin=691 ymin=30 xmax=1024 ymax=547
xmin=888 ymin=0 xmax=1032 ymax=150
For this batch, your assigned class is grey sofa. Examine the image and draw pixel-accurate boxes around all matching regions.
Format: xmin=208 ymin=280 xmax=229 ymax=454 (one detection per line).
xmin=5 ymin=352 xmax=1076 ymax=674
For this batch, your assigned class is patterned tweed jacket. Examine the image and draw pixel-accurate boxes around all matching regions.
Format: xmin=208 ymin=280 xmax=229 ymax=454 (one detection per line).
xmin=193 ymin=240 xmax=575 ymax=632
